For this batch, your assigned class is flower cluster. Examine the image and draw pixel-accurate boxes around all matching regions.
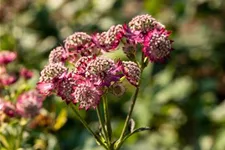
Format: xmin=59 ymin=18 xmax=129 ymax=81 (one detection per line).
xmin=0 ymin=90 xmax=44 ymax=118
xmin=37 ymin=14 xmax=173 ymax=110
xmin=0 ymin=50 xmax=43 ymax=119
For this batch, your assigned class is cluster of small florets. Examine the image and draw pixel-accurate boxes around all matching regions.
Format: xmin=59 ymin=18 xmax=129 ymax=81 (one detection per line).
xmin=0 ymin=51 xmax=33 ymax=87
xmin=0 ymin=51 xmax=43 ymax=119
xmin=0 ymin=90 xmax=44 ymax=118
xmin=37 ymin=14 xmax=173 ymax=110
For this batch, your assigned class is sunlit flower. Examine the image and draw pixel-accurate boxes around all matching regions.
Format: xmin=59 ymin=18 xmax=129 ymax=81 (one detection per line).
xmin=0 ymin=51 xmax=17 ymax=65
xmin=39 ymin=63 xmax=67 ymax=82
xmin=56 ymin=72 xmax=82 ymax=103
xmin=93 ymin=24 xmax=124 ymax=52
xmin=143 ymin=29 xmax=173 ymax=62
xmin=85 ymin=57 xmax=123 ymax=86
xmin=128 ymin=14 xmax=165 ymax=33
xmin=16 ymin=90 xmax=44 ymax=118
xmin=49 ymin=46 xmax=68 ymax=64
xmin=122 ymin=61 xmax=140 ymax=86
xmin=72 ymin=80 xmax=102 ymax=110
xmin=64 ymin=32 xmax=100 ymax=57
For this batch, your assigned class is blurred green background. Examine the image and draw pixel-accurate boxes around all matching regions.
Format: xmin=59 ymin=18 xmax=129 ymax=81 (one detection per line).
xmin=1 ymin=0 xmax=225 ymax=149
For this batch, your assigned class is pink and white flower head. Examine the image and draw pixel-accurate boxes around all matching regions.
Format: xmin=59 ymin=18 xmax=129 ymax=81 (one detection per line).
xmin=56 ymin=72 xmax=82 ymax=104
xmin=128 ymin=14 xmax=165 ymax=33
xmin=0 ymin=73 xmax=16 ymax=86
xmin=0 ymin=51 xmax=17 ymax=65
xmin=122 ymin=61 xmax=141 ymax=86
xmin=64 ymin=32 xmax=99 ymax=57
xmin=16 ymin=90 xmax=44 ymax=118
xmin=37 ymin=63 xmax=67 ymax=95
xmin=72 ymin=80 xmax=102 ymax=110
xmin=39 ymin=63 xmax=67 ymax=82
xmin=20 ymin=68 xmax=33 ymax=80
xmin=85 ymin=57 xmax=123 ymax=87
xmin=49 ymin=46 xmax=68 ymax=64
xmin=1 ymin=100 xmax=16 ymax=117
xmin=74 ymin=56 xmax=95 ymax=75
xmin=93 ymin=25 xmax=124 ymax=52
xmin=143 ymin=29 xmax=173 ymax=62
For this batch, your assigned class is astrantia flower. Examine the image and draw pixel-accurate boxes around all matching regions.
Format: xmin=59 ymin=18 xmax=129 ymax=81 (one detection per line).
xmin=56 ymin=72 xmax=82 ymax=103
xmin=72 ymin=80 xmax=102 ymax=110
xmin=64 ymin=32 xmax=99 ymax=57
xmin=93 ymin=24 xmax=124 ymax=52
xmin=85 ymin=57 xmax=122 ymax=86
xmin=49 ymin=46 xmax=68 ymax=64
xmin=122 ymin=61 xmax=140 ymax=86
xmin=143 ymin=29 xmax=173 ymax=62
xmin=39 ymin=63 xmax=67 ymax=82
xmin=20 ymin=68 xmax=33 ymax=80
xmin=1 ymin=101 xmax=16 ymax=117
xmin=128 ymin=14 xmax=165 ymax=33
xmin=0 ymin=51 xmax=17 ymax=65
xmin=37 ymin=63 xmax=67 ymax=95
xmin=0 ymin=73 xmax=16 ymax=86
xmin=16 ymin=90 xmax=44 ymax=118
xmin=74 ymin=56 xmax=95 ymax=75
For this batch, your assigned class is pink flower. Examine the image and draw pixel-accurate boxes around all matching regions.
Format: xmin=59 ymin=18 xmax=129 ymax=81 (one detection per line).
xmin=16 ymin=90 xmax=44 ymax=118
xmin=74 ymin=56 xmax=95 ymax=75
xmin=92 ymin=24 xmax=125 ymax=52
xmin=85 ymin=57 xmax=123 ymax=86
xmin=128 ymin=14 xmax=165 ymax=33
xmin=143 ymin=29 xmax=173 ymax=62
xmin=64 ymin=32 xmax=100 ymax=57
xmin=122 ymin=61 xmax=140 ymax=86
xmin=56 ymin=72 xmax=82 ymax=103
xmin=37 ymin=63 xmax=67 ymax=95
xmin=39 ymin=63 xmax=67 ymax=82
xmin=20 ymin=68 xmax=33 ymax=80
xmin=1 ymin=100 xmax=16 ymax=117
xmin=0 ymin=51 xmax=17 ymax=65
xmin=36 ymin=82 xmax=54 ymax=96
xmin=0 ymin=73 xmax=16 ymax=86
xmin=49 ymin=46 xmax=69 ymax=64
xmin=72 ymin=80 xmax=102 ymax=110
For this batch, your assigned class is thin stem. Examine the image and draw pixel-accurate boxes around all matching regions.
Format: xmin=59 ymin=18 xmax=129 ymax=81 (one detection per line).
xmin=115 ymin=53 xmax=146 ymax=150
xmin=96 ymin=105 xmax=109 ymax=145
xmin=103 ymin=95 xmax=112 ymax=141
xmin=70 ymin=104 xmax=107 ymax=149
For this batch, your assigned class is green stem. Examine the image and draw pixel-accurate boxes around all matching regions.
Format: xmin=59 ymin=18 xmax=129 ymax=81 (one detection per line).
xmin=96 ymin=105 xmax=109 ymax=146
xmin=103 ymin=96 xmax=112 ymax=141
xmin=115 ymin=53 xmax=146 ymax=150
xmin=70 ymin=104 xmax=107 ymax=149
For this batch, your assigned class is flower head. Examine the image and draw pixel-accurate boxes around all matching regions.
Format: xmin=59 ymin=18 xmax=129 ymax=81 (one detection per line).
xmin=72 ymin=80 xmax=102 ymax=110
xmin=0 ymin=73 xmax=16 ymax=86
xmin=93 ymin=25 xmax=124 ymax=52
xmin=1 ymin=100 xmax=16 ymax=117
xmin=143 ymin=29 xmax=173 ymax=62
xmin=128 ymin=14 xmax=164 ymax=33
xmin=39 ymin=63 xmax=67 ymax=82
xmin=122 ymin=61 xmax=140 ymax=86
xmin=74 ymin=56 xmax=95 ymax=75
xmin=85 ymin=57 xmax=122 ymax=86
xmin=49 ymin=46 xmax=68 ymax=64
xmin=56 ymin=72 xmax=82 ymax=103
xmin=20 ymin=68 xmax=33 ymax=80
xmin=0 ymin=51 xmax=17 ymax=65
xmin=16 ymin=90 xmax=44 ymax=118
xmin=64 ymin=32 xmax=99 ymax=57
